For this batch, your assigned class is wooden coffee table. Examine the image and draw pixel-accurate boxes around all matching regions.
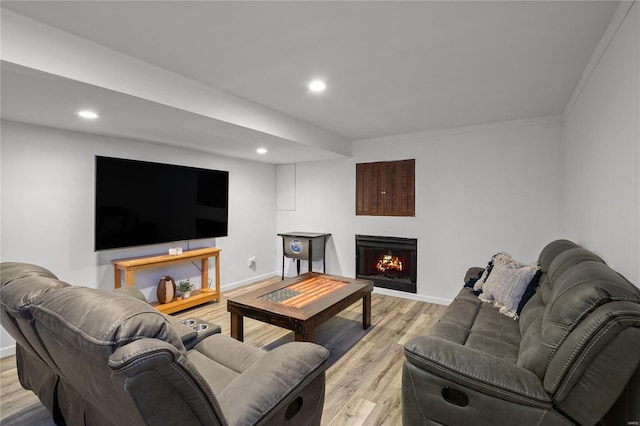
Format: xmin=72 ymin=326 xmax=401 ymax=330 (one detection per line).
xmin=227 ymin=272 xmax=373 ymax=343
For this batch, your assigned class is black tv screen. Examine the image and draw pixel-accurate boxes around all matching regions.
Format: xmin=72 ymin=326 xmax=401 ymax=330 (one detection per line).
xmin=95 ymin=156 xmax=228 ymax=250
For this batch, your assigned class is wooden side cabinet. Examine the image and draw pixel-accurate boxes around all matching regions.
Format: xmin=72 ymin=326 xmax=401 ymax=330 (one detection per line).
xmin=112 ymin=247 xmax=221 ymax=314
xmin=356 ymin=159 xmax=415 ymax=217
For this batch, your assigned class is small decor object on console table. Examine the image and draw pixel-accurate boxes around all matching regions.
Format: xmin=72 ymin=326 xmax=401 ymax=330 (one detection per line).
xmin=177 ymin=279 xmax=194 ymax=299
xmin=156 ymin=276 xmax=176 ymax=304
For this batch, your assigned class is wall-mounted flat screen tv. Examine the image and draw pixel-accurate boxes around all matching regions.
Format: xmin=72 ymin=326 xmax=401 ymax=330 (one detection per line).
xmin=95 ymin=156 xmax=229 ymax=251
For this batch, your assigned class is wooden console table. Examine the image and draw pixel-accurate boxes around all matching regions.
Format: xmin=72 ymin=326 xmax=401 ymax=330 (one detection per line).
xmin=112 ymin=247 xmax=221 ymax=314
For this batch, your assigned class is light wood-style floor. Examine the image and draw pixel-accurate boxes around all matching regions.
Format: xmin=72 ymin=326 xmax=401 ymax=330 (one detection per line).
xmin=0 ymin=276 xmax=447 ymax=425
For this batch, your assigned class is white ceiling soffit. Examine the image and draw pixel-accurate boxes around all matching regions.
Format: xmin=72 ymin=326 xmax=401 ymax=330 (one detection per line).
xmin=0 ymin=1 xmax=620 ymax=161
xmin=1 ymin=62 xmax=344 ymax=164
xmin=0 ymin=7 xmax=350 ymax=164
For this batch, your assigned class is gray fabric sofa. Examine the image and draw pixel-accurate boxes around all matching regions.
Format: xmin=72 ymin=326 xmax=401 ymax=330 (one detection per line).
xmin=402 ymin=240 xmax=640 ymax=425
xmin=0 ymin=262 xmax=329 ymax=425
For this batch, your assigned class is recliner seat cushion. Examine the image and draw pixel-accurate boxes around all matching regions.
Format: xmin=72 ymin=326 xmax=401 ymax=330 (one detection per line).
xmin=188 ymin=334 xmax=265 ymax=395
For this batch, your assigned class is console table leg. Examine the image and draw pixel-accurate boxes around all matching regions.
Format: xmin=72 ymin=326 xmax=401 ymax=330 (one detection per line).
xmin=214 ymin=253 xmax=220 ymax=302
xmin=363 ymin=293 xmax=372 ymax=329
xmin=114 ymin=269 xmax=122 ymax=289
xmin=230 ymin=312 xmax=244 ymax=341
xmin=201 ymin=258 xmax=209 ymax=290
xmin=124 ymin=270 xmax=135 ymax=286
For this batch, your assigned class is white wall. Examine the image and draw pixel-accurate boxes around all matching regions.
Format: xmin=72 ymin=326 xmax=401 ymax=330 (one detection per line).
xmin=277 ymin=158 xmax=357 ymax=280
xmin=561 ymin=5 xmax=640 ymax=419
xmin=277 ymin=116 xmax=563 ymax=304
xmin=562 ymin=2 xmax=640 ymax=285
xmin=0 ymin=120 xmax=278 ymax=357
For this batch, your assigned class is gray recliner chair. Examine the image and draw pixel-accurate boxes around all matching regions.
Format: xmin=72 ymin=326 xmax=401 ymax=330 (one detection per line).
xmin=1 ymin=262 xmax=329 ymax=425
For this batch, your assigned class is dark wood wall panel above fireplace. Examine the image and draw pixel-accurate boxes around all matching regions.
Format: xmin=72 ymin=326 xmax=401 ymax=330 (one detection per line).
xmin=355 ymin=159 xmax=415 ymax=217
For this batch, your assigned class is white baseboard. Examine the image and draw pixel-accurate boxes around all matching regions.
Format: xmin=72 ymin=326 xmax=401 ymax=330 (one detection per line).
xmin=1 ymin=344 xmax=16 ymax=359
xmin=220 ymin=271 xmax=279 ymax=292
xmin=372 ymin=287 xmax=452 ymax=306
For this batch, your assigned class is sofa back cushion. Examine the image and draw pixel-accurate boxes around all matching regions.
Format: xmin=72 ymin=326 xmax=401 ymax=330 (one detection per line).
xmin=537 ymin=240 xmax=579 ymax=274
xmin=518 ymin=246 xmax=640 ymax=423
xmin=541 ymin=261 xmax=639 ymax=353
xmin=541 ymin=262 xmax=640 ymax=422
xmin=547 ymin=248 xmax=603 ymax=283
xmin=518 ymin=245 xmax=620 ymax=381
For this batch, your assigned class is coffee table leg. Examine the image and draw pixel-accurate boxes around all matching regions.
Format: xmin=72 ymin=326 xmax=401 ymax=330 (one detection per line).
xmin=295 ymin=328 xmax=313 ymax=343
xmin=363 ymin=293 xmax=372 ymax=329
xmin=230 ymin=312 xmax=244 ymax=341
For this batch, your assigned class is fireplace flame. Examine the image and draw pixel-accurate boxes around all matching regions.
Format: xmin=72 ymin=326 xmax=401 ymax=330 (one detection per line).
xmin=376 ymin=254 xmax=403 ymax=272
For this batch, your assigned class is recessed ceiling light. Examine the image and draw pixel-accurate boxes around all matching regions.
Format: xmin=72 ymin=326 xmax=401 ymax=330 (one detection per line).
xmin=308 ymin=80 xmax=326 ymax=93
xmin=256 ymin=148 xmax=267 ymax=154
xmin=78 ymin=110 xmax=98 ymax=119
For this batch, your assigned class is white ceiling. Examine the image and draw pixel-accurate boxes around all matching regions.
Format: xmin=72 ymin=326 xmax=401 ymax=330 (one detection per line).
xmin=0 ymin=1 xmax=620 ymax=163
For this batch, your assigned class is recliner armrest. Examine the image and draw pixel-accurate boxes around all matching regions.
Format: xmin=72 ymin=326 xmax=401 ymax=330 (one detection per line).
xmin=405 ymin=335 xmax=550 ymax=406
xmin=163 ymin=315 xmax=222 ymax=349
xmin=109 ymin=339 xmax=226 ymax=426
xmin=218 ymin=342 xmax=329 ymax=426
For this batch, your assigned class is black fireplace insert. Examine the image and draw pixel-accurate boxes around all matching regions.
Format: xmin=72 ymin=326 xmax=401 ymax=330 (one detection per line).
xmin=356 ymin=235 xmax=417 ymax=293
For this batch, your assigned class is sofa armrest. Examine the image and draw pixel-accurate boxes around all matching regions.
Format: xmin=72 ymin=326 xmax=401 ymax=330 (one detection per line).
xmin=464 ymin=267 xmax=485 ymax=288
xmin=218 ymin=342 xmax=329 ymax=426
xmin=405 ymin=335 xmax=550 ymax=406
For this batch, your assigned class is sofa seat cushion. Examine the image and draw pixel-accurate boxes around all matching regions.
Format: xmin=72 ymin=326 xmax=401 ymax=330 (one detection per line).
xmin=517 ymin=307 xmax=551 ymax=380
xmin=404 ymin=335 xmax=551 ymax=406
xmin=430 ymin=288 xmax=521 ymax=362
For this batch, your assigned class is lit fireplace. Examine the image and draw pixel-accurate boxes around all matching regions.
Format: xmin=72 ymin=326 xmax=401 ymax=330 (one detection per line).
xmin=376 ymin=254 xmax=403 ymax=273
xmin=356 ymin=235 xmax=417 ymax=293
